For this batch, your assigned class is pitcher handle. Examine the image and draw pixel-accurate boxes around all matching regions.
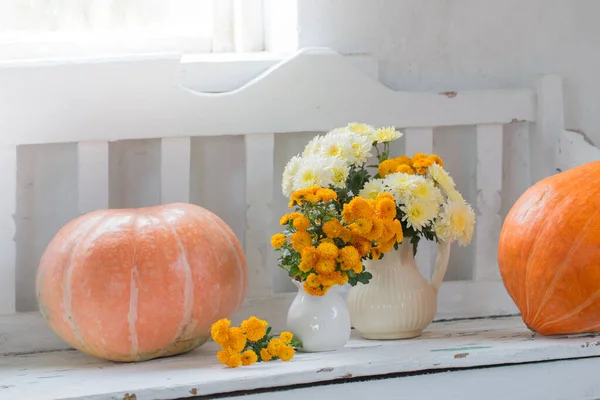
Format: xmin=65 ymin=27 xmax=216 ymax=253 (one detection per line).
xmin=429 ymin=241 xmax=451 ymax=293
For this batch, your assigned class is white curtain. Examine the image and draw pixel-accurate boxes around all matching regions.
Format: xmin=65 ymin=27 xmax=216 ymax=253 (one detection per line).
xmin=0 ymin=0 xmax=264 ymax=59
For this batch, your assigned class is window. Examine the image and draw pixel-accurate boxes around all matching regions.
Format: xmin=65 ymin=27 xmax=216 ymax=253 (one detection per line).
xmin=0 ymin=0 xmax=269 ymax=61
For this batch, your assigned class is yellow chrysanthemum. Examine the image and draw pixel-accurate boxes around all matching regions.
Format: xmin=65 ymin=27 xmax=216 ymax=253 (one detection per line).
xmin=352 ymin=237 xmax=372 ymax=258
xmin=343 ymin=197 xmax=374 ymax=222
xmin=429 ymin=154 xmax=444 ymax=166
xmin=298 ymin=261 xmax=312 ymax=273
xmin=290 ymin=231 xmax=312 ymax=252
xmin=339 ymin=227 xmax=352 ymax=242
xmin=306 ymin=273 xmax=320 ymax=288
xmin=280 ymin=212 xmax=301 ymax=225
xmin=225 ymin=327 xmax=247 ymax=352
xmin=316 ymin=242 xmax=339 ymax=259
xmin=304 ymin=283 xmax=326 ymax=296
xmin=378 ymin=159 xmax=399 ymax=178
xmin=267 ymin=338 xmax=284 ymax=356
xmin=375 ymin=197 xmax=397 ymax=220
xmin=395 ymin=155 xmax=413 ymax=166
xmin=413 ymin=158 xmax=434 ymax=175
xmin=260 ymin=348 xmax=272 ymax=361
xmin=279 ymin=345 xmax=295 ymax=362
xmin=316 ymin=188 xmax=337 ymax=202
xmin=380 ymin=220 xmax=396 ymax=243
xmin=339 ymin=246 xmax=361 ymax=271
xmin=323 ymin=218 xmax=344 ymax=238
xmin=363 ymin=218 xmax=384 ymax=241
xmin=371 ymin=247 xmax=381 ymax=260
xmin=241 ymin=349 xmax=258 ymax=366
xmin=350 ymin=218 xmax=373 ymax=236
xmin=412 ymin=153 xmax=428 ymax=162
xmin=315 ymin=258 xmax=337 ymax=274
xmin=352 ymin=263 xmax=363 ymax=275
xmin=378 ymin=237 xmax=396 ymax=253
xmin=211 ymin=318 xmax=231 ymax=346
xmin=280 ymin=332 xmax=294 ymax=344
xmin=301 ymin=246 xmax=319 ymax=267
xmin=270 ymin=233 xmax=287 ymax=249
xmin=396 ymin=164 xmax=415 ymax=175
xmin=217 ymin=348 xmax=242 ymax=368
xmin=373 ymin=126 xmax=403 ymax=143
xmin=241 ymin=316 xmax=269 ymax=342
xmin=293 ymin=215 xmax=310 ymax=231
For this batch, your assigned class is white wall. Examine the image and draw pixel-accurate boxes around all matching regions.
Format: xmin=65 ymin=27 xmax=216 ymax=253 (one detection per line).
xmin=298 ymin=0 xmax=600 ymax=145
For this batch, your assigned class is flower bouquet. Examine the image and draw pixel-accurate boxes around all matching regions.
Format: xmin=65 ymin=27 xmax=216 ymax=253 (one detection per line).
xmin=274 ymin=123 xmax=476 ymax=341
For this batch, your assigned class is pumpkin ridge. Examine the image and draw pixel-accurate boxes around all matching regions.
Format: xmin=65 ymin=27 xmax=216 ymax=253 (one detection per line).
xmin=62 ymin=214 xmax=113 ymax=353
xmin=156 ymin=210 xmax=195 ymax=354
xmin=528 ymin=213 xmax=597 ymax=327
xmin=199 ymin=209 xmax=247 ymax=310
xmin=128 ymin=214 xmax=140 ymax=358
xmin=522 ymin=191 xmax=571 ymax=320
xmin=536 ymin=286 xmax=600 ymax=332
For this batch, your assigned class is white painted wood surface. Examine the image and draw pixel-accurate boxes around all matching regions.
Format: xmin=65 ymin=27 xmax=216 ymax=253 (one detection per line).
xmin=2 ymin=316 xmax=600 ymax=400
xmin=0 ymin=145 xmax=16 ymax=315
xmin=77 ymin=141 xmax=109 ymax=214
xmin=227 ymin=357 xmax=600 ymax=400
xmin=474 ymin=124 xmax=504 ymax=281
xmin=160 ymin=137 xmax=191 ymax=204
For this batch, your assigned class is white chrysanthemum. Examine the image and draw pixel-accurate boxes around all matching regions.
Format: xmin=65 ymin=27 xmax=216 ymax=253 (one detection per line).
xmin=436 ymin=199 xmax=476 ymax=246
xmin=358 ymin=178 xmax=387 ymax=200
xmin=400 ymin=198 xmax=436 ymax=231
xmin=384 ymin=172 xmax=418 ymax=203
xmin=411 ymin=177 xmax=444 ymax=205
xmin=282 ymin=155 xmax=302 ymax=196
xmin=318 ymin=132 xmax=353 ymax=161
xmin=347 ymin=122 xmax=377 ymax=139
xmin=322 ymin=156 xmax=350 ymax=188
xmin=373 ymin=126 xmax=403 ymax=143
xmin=292 ymin=155 xmax=333 ymax=191
xmin=446 ymin=188 xmax=465 ymax=203
xmin=303 ymin=135 xmax=323 ymax=157
xmin=433 ymin=218 xmax=452 ymax=243
xmin=428 ymin=163 xmax=455 ymax=195
xmin=346 ymin=132 xmax=373 ymax=165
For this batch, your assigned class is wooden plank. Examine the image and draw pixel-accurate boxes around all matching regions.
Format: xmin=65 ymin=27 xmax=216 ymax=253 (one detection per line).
xmin=160 ymin=137 xmax=191 ymax=204
xmin=227 ymin=357 xmax=600 ymax=400
xmin=244 ymin=134 xmax=275 ymax=298
xmin=77 ymin=141 xmax=109 ymax=214
xmin=3 ymin=316 xmax=600 ymax=400
xmin=530 ymin=74 xmax=564 ymax=184
xmin=0 ymin=50 xmax=536 ymax=145
xmin=404 ymin=127 xmax=434 ymax=279
xmin=0 ymin=145 xmax=16 ymax=314
xmin=233 ymin=0 xmax=265 ymax=52
xmin=474 ymin=124 xmax=504 ymax=281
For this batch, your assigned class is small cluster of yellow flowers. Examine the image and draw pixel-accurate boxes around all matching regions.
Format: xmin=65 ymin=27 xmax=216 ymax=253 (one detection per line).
xmin=378 ymin=153 xmax=444 ymax=178
xmin=288 ymin=186 xmax=338 ymax=208
xmin=341 ymin=194 xmax=404 ymax=257
xmin=210 ymin=317 xmax=298 ymax=368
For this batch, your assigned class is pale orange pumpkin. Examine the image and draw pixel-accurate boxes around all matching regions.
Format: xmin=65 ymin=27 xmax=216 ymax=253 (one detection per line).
xmin=498 ymin=161 xmax=600 ymax=335
xmin=36 ymin=203 xmax=247 ymax=362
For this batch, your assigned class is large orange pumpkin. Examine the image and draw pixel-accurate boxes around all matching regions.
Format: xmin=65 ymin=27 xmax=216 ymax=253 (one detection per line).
xmin=498 ymin=161 xmax=600 ymax=335
xmin=36 ymin=203 xmax=247 ymax=362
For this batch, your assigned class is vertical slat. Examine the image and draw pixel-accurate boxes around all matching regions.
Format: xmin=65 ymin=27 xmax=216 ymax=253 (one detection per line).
xmin=245 ymin=133 xmax=275 ymax=298
xmin=161 ymin=137 xmax=191 ymax=204
xmin=0 ymin=145 xmax=16 ymax=314
xmin=530 ymin=75 xmax=564 ymax=184
xmin=212 ymin=0 xmax=235 ymax=52
xmin=233 ymin=0 xmax=265 ymax=52
xmin=474 ymin=124 xmax=504 ymax=281
xmin=404 ymin=127 xmax=434 ymax=279
xmin=78 ymin=141 xmax=109 ymax=214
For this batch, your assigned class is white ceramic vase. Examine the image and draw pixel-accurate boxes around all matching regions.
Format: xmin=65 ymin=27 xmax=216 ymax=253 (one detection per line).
xmin=286 ymin=280 xmax=351 ymax=352
xmin=347 ymin=239 xmax=451 ymax=339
